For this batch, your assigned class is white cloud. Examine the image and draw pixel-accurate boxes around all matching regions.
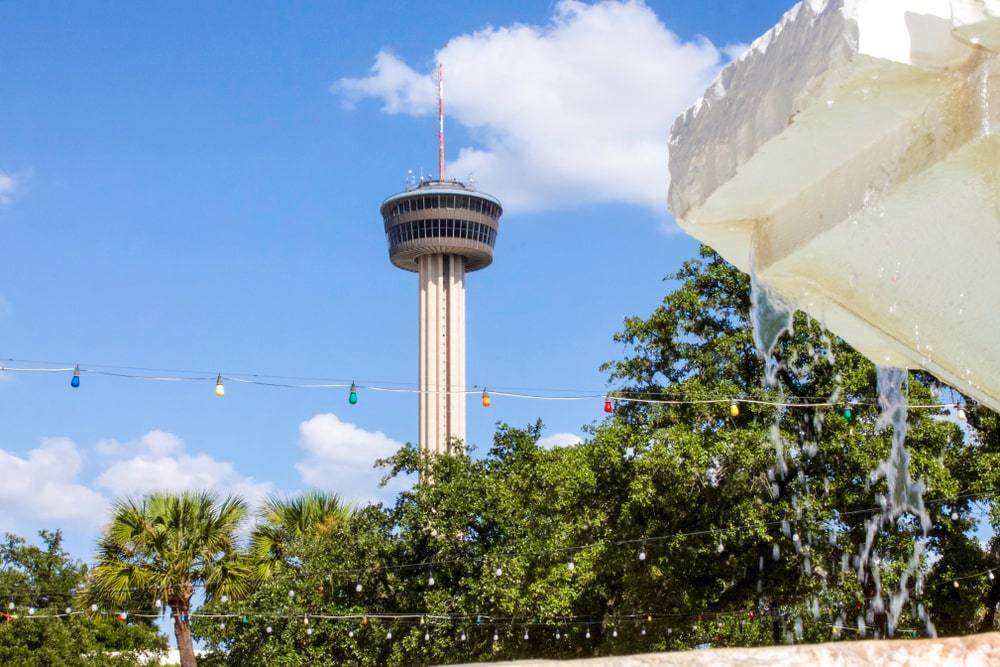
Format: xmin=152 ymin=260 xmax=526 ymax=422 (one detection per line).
xmin=336 ymin=0 xmax=727 ymax=211
xmin=295 ymin=413 xmax=410 ymax=505
xmin=0 ymin=172 xmax=14 ymax=205
xmin=0 ymin=438 xmax=107 ymax=531
xmin=537 ymin=432 xmax=584 ymax=449
xmin=95 ymin=430 xmax=272 ymax=508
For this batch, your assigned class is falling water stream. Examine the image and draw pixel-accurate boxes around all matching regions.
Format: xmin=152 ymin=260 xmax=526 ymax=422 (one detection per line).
xmin=749 ymin=255 xmax=934 ymax=640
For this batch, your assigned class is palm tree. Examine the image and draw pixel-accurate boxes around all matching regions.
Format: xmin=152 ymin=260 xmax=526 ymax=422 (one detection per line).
xmin=89 ymin=492 xmax=252 ymax=667
xmin=249 ymin=491 xmax=353 ymax=581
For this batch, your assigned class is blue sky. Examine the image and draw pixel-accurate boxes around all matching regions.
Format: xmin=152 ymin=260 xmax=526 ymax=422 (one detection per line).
xmin=0 ymin=0 xmax=794 ymax=559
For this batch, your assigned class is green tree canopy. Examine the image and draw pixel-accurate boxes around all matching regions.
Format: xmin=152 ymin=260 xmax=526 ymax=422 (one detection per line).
xmin=196 ymin=248 xmax=998 ymax=665
xmin=0 ymin=530 xmax=164 ymax=667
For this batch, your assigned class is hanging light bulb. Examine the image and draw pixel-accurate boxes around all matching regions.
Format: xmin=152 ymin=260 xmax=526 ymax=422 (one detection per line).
xmin=287 ymin=589 xmax=295 ymax=599
xmin=71 ymin=365 xmax=81 ymax=388
xmin=348 ymin=629 xmax=355 ymax=638
xmin=989 ymin=571 xmax=996 ymax=581
xmin=555 ymin=629 xmax=561 ymax=639
xmin=953 ymin=580 xmax=960 ymax=589
xmin=951 ymin=511 xmax=959 ymax=521
xmin=460 ymin=631 xmax=467 ymax=641
xmin=306 ymin=627 xmax=313 ymax=636
xmin=241 ymin=615 xmax=249 ymax=625
xmin=349 ymin=382 xmax=358 ymax=405
xmin=220 ymin=595 xmax=228 ymax=604
xmin=482 ymin=389 xmax=491 ymax=408
xmin=493 ymin=631 xmax=499 ymax=642
xmin=612 ymin=628 xmax=618 ymax=638
xmin=427 ymin=573 xmax=435 ymax=586
xmin=495 ymin=566 xmax=502 ymax=577
xmin=155 ymin=599 xmax=162 ymax=608
xmin=568 ymin=556 xmax=575 ymax=572
xmin=7 ymin=602 xmax=13 ymax=610
xmin=523 ymin=629 xmax=529 ymax=640
xmin=266 ymin=625 xmax=272 ymax=634
xmin=717 ymin=541 xmax=725 ymax=553
xmin=640 ymin=625 xmax=646 ymax=636
xmin=604 ymin=396 xmax=613 ymax=413
xmin=424 ymin=631 xmax=430 ymax=641
xmin=215 ymin=374 xmax=225 ymax=397
xmin=65 ymin=607 xmax=72 ymax=615
xmin=386 ymin=630 xmax=393 ymax=640
xmin=638 ymin=545 xmax=647 ymax=561
xmin=355 ymin=582 xmax=363 ymax=593
xmin=90 ymin=604 xmax=98 ymax=613
xmin=842 ymin=405 xmax=853 ymax=422
xmin=220 ymin=621 xmax=226 ymax=630
xmin=585 ymin=628 xmax=591 ymax=639
xmin=729 ymin=400 xmax=740 ymax=418
xmin=957 ymin=405 xmax=968 ymax=421
xmin=28 ymin=607 xmax=35 ymax=615
xmin=303 ymin=617 xmax=309 ymax=625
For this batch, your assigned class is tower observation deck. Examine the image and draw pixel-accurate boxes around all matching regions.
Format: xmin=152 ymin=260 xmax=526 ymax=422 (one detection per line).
xmin=380 ymin=178 xmax=502 ymax=454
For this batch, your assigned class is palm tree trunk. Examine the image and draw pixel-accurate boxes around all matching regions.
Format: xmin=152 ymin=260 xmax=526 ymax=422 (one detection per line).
xmin=172 ymin=603 xmax=197 ymax=667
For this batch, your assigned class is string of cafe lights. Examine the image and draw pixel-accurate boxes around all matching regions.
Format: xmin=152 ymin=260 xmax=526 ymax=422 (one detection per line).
xmin=1 ymin=488 xmax=995 ymax=602
xmin=0 ymin=357 xmax=974 ymax=418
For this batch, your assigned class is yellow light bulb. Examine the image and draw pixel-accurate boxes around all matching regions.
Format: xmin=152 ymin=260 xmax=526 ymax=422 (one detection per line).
xmin=729 ymin=401 xmax=739 ymax=418
xmin=482 ymin=389 xmax=491 ymax=408
xmin=215 ymin=374 xmax=225 ymax=398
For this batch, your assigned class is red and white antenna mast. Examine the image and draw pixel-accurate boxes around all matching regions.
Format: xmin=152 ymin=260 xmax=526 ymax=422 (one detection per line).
xmin=437 ymin=62 xmax=445 ymax=181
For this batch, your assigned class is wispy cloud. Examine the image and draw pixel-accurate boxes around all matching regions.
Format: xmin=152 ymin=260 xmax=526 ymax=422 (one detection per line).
xmin=295 ymin=413 xmax=411 ymax=506
xmin=336 ymin=0 xmax=729 ymax=211
xmin=0 ymin=172 xmax=16 ymax=205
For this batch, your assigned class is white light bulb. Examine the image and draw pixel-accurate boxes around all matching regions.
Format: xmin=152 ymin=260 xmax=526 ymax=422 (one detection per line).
xmin=348 ymin=630 xmax=355 ymax=638
xmin=386 ymin=630 xmax=392 ymax=639
xmin=495 ymin=567 xmax=502 ymax=577
xmin=951 ymin=512 xmax=959 ymax=520
xmin=717 ymin=542 xmax=724 ymax=553
xmin=428 ymin=575 xmax=435 ymax=586
xmin=958 ymin=406 xmax=968 ymax=421
xmin=266 ymin=625 xmax=272 ymax=634
xmin=568 ymin=560 xmax=575 ymax=572
xmin=493 ymin=631 xmax=499 ymax=641
xmin=523 ymin=630 xmax=529 ymax=640
xmin=355 ymin=583 xmax=363 ymax=593
xmin=303 ymin=617 xmax=309 ymax=625
xmin=90 ymin=604 xmax=98 ymax=612
xmin=461 ymin=632 xmax=467 ymax=641
xmin=991 ymin=571 xmax=996 ymax=581
xmin=28 ymin=607 xmax=35 ymax=615
xmin=586 ymin=629 xmax=591 ymax=638
xmin=220 ymin=595 xmax=228 ymax=604
xmin=792 ymin=533 xmax=799 ymax=542
xmin=641 ymin=626 xmax=646 ymax=636
xmin=288 ymin=589 xmax=295 ymax=598
xmin=220 ymin=622 xmax=226 ymax=630
xmin=155 ymin=599 xmax=162 ymax=608
xmin=639 ymin=549 xmax=646 ymax=561
xmin=306 ymin=627 xmax=313 ymax=635
xmin=612 ymin=628 xmax=618 ymax=638
xmin=424 ymin=631 xmax=430 ymax=641
xmin=7 ymin=602 xmax=13 ymax=610
xmin=65 ymin=607 xmax=72 ymax=615
xmin=555 ymin=630 xmax=561 ymax=639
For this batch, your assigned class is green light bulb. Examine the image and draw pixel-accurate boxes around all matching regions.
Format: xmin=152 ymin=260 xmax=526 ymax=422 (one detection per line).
xmin=349 ymin=382 xmax=358 ymax=405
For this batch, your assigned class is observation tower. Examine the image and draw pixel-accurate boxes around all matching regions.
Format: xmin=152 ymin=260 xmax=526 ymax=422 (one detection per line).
xmin=379 ymin=65 xmax=503 ymax=455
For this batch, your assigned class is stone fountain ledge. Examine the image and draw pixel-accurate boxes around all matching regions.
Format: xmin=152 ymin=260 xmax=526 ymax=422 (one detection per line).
xmin=447 ymin=632 xmax=1000 ymax=666
xmin=668 ymin=0 xmax=1000 ymax=411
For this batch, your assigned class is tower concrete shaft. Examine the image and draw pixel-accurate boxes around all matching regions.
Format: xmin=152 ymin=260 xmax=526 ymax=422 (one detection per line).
xmin=418 ymin=253 xmax=465 ymax=454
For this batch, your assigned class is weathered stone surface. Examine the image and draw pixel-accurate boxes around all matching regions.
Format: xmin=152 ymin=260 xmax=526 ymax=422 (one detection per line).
xmin=447 ymin=632 xmax=1000 ymax=666
xmin=667 ymin=0 xmax=1000 ymax=412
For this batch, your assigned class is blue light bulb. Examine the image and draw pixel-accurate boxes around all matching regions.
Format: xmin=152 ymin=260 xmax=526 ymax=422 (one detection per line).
xmin=71 ymin=365 xmax=81 ymax=388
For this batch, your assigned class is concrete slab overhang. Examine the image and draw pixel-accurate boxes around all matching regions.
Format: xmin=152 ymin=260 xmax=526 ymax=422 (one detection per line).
xmin=668 ymin=0 xmax=1000 ymax=411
